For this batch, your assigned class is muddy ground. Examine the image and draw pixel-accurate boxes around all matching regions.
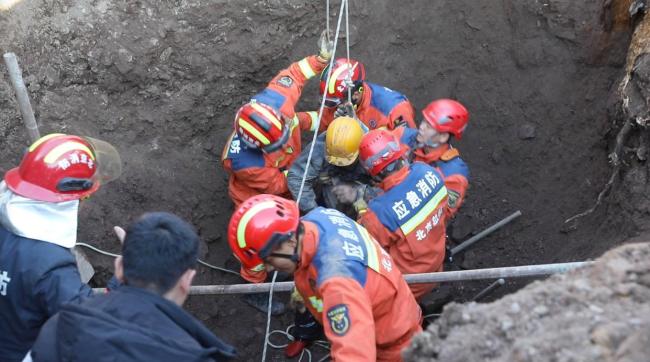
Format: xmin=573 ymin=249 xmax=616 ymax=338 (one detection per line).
xmin=0 ymin=0 xmax=640 ymax=360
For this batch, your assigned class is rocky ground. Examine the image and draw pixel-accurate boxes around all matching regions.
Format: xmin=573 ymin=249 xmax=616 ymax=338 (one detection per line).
xmin=0 ymin=0 xmax=645 ymax=360
xmin=405 ymin=240 xmax=650 ymax=362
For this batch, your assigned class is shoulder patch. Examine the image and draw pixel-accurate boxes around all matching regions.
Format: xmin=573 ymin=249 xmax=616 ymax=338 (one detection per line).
xmin=326 ymin=304 xmax=351 ymax=336
xmin=276 ymin=76 xmax=294 ymax=88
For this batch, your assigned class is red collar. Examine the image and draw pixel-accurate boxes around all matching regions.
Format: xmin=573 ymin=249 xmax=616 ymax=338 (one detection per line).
xmin=413 ymin=143 xmax=450 ymax=163
xmin=378 ymin=166 xmax=410 ymax=191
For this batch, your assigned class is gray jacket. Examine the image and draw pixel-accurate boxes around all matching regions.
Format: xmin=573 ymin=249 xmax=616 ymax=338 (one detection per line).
xmin=287 ymin=134 xmax=376 ymax=215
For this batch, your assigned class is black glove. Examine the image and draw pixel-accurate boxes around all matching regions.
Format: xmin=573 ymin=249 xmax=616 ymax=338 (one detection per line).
xmin=292 ymin=308 xmax=323 ymax=341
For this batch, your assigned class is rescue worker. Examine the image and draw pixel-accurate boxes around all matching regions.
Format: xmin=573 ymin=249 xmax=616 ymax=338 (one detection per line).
xmin=222 ymin=31 xmax=334 ymax=208
xmin=410 ymin=99 xmax=470 ymax=217
xmin=29 ymin=212 xmax=236 ymax=361
xmin=351 ymin=99 xmax=470 ymax=219
xmin=287 ymin=116 xmax=375 ymax=217
xmin=0 ymin=133 xmax=121 ymax=361
xmin=285 ymin=116 xmax=369 ymax=357
xmin=311 ymin=58 xmax=416 ymax=132
xmin=228 ymin=194 xmax=422 ymax=361
xmin=344 ymin=129 xmax=449 ymax=299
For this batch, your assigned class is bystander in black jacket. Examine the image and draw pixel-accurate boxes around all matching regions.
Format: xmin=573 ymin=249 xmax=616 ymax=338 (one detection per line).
xmin=29 ymin=285 xmax=236 ymax=362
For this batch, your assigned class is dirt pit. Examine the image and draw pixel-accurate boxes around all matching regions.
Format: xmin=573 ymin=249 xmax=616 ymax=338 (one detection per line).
xmin=0 ymin=0 xmax=642 ymax=360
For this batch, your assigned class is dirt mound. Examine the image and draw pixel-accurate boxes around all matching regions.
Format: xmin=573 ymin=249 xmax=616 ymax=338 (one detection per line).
xmin=404 ymin=241 xmax=650 ymax=362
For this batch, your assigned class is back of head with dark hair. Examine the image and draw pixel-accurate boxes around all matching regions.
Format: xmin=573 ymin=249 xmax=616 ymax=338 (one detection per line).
xmin=122 ymin=212 xmax=199 ymax=294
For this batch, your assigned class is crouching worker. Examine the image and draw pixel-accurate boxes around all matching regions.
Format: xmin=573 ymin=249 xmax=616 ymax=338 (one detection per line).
xmin=228 ymin=194 xmax=422 ymax=361
xmin=222 ymin=30 xmax=334 ymax=209
xmin=0 ymin=134 xmax=121 ymax=361
xmin=351 ymin=130 xmax=449 ymax=299
xmin=29 ymin=212 xmax=237 ymax=362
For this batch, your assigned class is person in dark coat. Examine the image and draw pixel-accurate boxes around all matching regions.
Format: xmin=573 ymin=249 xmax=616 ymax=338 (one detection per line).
xmin=0 ymin=134 xmax=121 ymax=361
xmin=28 ymin=212 xmax=236 ymax=362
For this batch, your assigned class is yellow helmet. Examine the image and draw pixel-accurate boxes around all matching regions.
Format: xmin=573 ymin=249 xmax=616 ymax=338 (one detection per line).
xmin=325 ymin=117 xmax=364 ymax=166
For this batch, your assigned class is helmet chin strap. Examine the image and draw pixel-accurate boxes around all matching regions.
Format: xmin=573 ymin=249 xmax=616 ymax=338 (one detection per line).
xmin=268 ymin=252 xmax=298 ymax=262
xmin=268 ymin=242 xmax=300 ymax=263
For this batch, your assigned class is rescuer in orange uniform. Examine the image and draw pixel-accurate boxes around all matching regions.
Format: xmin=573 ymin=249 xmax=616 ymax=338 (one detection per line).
xmin=311 ymin=58 xmax=416 ymax=132
xmin=411 ymin=99 xmax=470 ymax=217
xmin=222 ymin=31 xmax=334 ymax=208
xmin=347 ymin=129 xmax=449 ymax=299
xmin=228 ymin=194 xmax=422 ymax=361
xmin=360 ymin=99 xmax=469 ymax=218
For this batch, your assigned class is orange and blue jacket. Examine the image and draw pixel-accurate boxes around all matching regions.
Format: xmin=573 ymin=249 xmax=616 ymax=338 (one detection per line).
xmin=311 ymin=82 xmax=416 ymax=133
xmin=395 ymin=127 xmax=470 ymax=218
xmin=357 ymin=162 xmax=448 ymax=299
xmin=295 ymin=207 xmax=422 ymax=361
xmin=222 ymin=55 xmax=327 ymax=208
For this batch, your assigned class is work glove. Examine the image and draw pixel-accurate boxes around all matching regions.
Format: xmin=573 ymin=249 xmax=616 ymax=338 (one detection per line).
xmin=332 ymin=183 xmax=359 ymax=204
xmin=334 ymin=102 xmax=356 ymax=118
xmin=289 ymin=287 xmax=306 ymax=312
xmin=317 ymin=29 xmax=334 ymax=62
xmin=333 ymin=183 xmax=369 ymax=212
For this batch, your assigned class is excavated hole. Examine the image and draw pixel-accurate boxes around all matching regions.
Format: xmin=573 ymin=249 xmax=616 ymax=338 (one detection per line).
xmin=0 ymin=0 xmax=637 ymax=359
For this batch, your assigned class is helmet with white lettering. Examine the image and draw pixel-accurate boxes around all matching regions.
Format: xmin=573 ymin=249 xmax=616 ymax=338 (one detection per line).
xmin=319 ymin=58 xmax=366 ymax=108
xmin=4 ymin=133 xmax=122 ymax=202
xmin=359 ymin=129 xmax=407 ymax=177
xmin=228 ymin=194 xmax=300 ymax=273
xmin=421 ymin=99 xmax=469 ymax=139
xmin=235 ymin=101 xmax=289 ymax=153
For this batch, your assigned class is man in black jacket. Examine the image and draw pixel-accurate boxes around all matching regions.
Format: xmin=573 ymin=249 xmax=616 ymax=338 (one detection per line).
xmin=28 ymin=212 xmax=236 ymax=362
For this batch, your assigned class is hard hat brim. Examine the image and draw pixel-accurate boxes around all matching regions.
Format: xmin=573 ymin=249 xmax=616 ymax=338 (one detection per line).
xmin=326 ymin=152 xmax=358 ymax=167
xmin=4 ymin=167 xmax=99 ymax=203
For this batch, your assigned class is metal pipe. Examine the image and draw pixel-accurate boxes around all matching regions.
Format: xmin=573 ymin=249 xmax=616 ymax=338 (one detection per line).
xmin=472 ymin=278 xmax=505 ymax=302
xmin=3 ymin=52 xmax=40 ymax=143
xmin=404 ymin=261 xmax=588 ymax=284
xmin=92 ymin=261 xmax=590 ymax=295
xmin=451 ymin=210 xmax=522 ymax=256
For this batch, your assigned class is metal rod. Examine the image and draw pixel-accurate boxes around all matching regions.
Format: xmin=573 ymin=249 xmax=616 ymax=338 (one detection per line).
xmin=472 ymin=278 xmax=505 ymax=302
xmin=404 ymin=261 xmax=588 ymax=284
xmin=3 ymin=52 xmax=40 ymax=143
xmin=92 ymin=261 xmax=590 ymax=295
xmin=451 ymin=210 xmax=522 ymax=256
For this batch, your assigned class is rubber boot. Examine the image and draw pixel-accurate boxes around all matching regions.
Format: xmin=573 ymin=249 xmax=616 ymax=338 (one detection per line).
xmin=285 ymin=340 xmax=309 ymax=358
xmin=286 ymin=308 xmax=323 ymax=357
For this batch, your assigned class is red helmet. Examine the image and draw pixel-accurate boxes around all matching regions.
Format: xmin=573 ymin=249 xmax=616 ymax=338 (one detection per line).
xmin=359 ymin=129 xmax=407 ymax=176
xmin=4 ymin=133 xmax=122 ymax=202
xmin=319 ymin=58 xmax=366 ymax=107
xmin=235 ymin=101 xmax=289 ymax=153
xmin=228 ymin=194 xmax=300 ymax=272
xmin=421 ymin=99 xmax=469 ymax=139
